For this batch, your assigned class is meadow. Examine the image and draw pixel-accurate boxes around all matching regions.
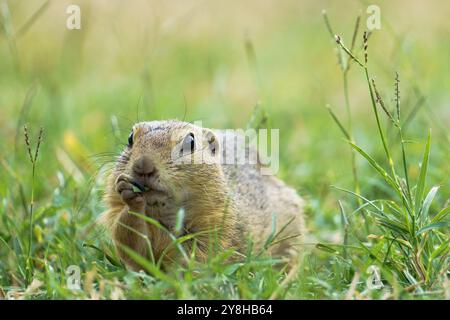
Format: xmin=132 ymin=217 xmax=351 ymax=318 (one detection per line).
xmin=0 ymin=0 xmax=448 ymax=299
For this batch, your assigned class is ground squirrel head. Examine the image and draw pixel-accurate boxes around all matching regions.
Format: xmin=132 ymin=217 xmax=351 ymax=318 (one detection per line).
xmin=107 ymin=120 xmax=224 ymax=228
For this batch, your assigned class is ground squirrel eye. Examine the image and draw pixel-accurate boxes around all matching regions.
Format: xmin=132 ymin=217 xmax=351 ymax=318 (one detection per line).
xmin=181 ymin=133 xmax=195 ymax=155
xmin=127 ymin=131 xmax=134 ymax=147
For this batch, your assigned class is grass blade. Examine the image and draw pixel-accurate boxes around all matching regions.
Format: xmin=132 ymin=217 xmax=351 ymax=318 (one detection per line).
xmin=431 ymin=205 xmax=450 ymax=224
xmin=416 ymin=221 xmax=450 ymax=236
xmin=326 ymin=105 xmax=350 ymax=140
xmin=347 ymin=141 xmax=399 ymax=194
xmin=118 ymin=244 xmax=178 ymax=286
xmin=420 ymin=186 xmax=439 ymax=220
xmin=415 ymin=131 xmax=431 ymax=215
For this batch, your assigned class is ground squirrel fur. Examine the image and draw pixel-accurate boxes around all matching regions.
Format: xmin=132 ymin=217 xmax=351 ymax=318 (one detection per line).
xmin=101 ymin=120 xmax=305 ymax=270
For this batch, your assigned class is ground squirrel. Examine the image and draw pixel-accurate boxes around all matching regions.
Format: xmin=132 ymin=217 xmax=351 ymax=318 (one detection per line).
xmin=101 ymin=120 xmax=305 ymax=270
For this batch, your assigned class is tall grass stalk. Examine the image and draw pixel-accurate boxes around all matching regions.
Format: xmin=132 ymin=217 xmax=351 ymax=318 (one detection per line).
xmin=323 ymin=11 xmax=359 ymax=181
xmin=326 ymin=18 xmax=449 ymax=290
xmin=23 ymin=125 xmax=44 ymax=284
xmin=323 ymin=11 xmax=367 ymax=231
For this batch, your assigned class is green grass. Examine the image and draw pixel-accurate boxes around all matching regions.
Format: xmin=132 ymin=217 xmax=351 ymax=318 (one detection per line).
xmin=0 ymin=1 xmax=448 ymax=299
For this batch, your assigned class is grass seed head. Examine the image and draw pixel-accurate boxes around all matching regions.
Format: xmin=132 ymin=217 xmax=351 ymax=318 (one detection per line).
xmin=23 ymin=125 xmax=44 ymax=165
xmin=371 ymin=79 xmax=396 ymax=125
xmin=34 ymin=127 xmax=44 ymax=163
xmin=363 ymin=31 xmax=369 ymax=64
xmin=395 ymin=72 xmax=401 ymax=121
xmin=24 ymin=125 xmax=34 ymax=164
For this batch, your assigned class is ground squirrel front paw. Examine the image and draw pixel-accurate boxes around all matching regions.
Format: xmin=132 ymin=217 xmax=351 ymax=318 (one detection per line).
xmin=115 ymin=174 xmax=145 ymax=211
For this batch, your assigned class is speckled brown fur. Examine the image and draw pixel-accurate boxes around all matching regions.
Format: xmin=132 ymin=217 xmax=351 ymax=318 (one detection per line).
xmin=100 ymin=120 xmax=305 ymax=270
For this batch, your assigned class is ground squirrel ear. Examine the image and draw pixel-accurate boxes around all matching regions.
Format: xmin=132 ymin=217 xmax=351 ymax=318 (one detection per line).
xmin=203 ymin=129 xmax=219 ymax=156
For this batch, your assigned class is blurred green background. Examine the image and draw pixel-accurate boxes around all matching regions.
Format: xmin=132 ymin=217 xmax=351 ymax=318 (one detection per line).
xmin=2 ymin=0 xmax=448 ymax=225
xmin=0 ymin=0 xmax=448 ymax=298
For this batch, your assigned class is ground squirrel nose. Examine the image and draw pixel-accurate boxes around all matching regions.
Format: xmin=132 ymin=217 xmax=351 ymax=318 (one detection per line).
xmin=132 ymin=156 xmax=156 ymax=177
